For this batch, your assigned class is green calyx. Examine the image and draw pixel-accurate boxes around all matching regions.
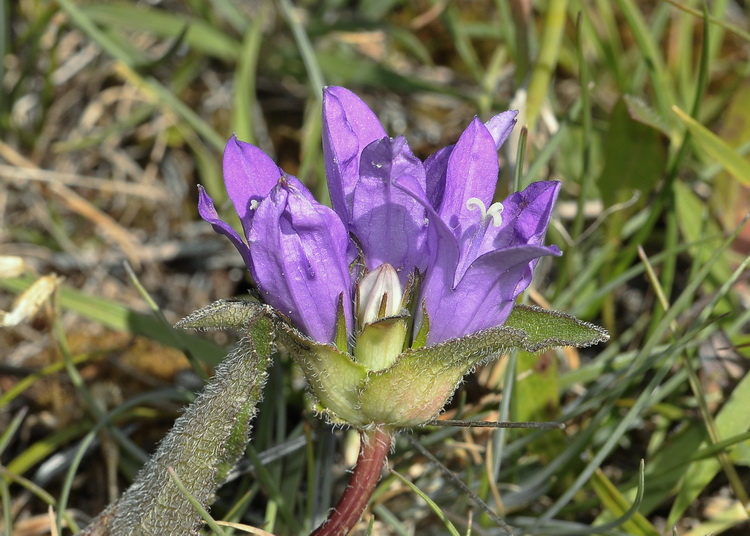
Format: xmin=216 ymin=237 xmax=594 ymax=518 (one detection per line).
xmin=179 ymin=300 xmax=609 ymax=429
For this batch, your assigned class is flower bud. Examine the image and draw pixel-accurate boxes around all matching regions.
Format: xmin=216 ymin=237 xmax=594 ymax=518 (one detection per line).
xmin=354 ymin=317 xmax=407 ymax=372
xmin=354 ymin=263 xmax=406 ymax=372
xmin=357 ymin=263 xmax=403 ymax=326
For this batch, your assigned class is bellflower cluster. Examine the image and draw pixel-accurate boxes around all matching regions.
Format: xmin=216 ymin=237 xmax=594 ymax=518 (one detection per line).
xmin=198 ymin=87 xmax=562 ymax=427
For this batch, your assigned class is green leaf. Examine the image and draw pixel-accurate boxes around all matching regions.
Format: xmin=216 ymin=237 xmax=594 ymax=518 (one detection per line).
xmin=713 ymin=83 xmax=750 ymax=231
xmin=668 ymin=369 xmax=750 ymax=525
xmin=504 ymin=305 xmax=610 ymax=351
xmin=673 ymin=105 xmax=750 ymax=186
xmin=411 ymin=302 xmax=430 ymax=350
xmin=591 ymin=461 xmax=658 ymax=536
xmin=6 ymin=422 xmax=91 ymax=478
xmin=360 ymin=325 xmax=527 ymax=426
xmin=614 ymin=0 xmax=675 ymax=119
xmin=514 ymin=349 xmax=562 ymax=460
xmin=0 ymin=409 xmax=28 ymax=458
xmin=674 ymin=182 xmax=733 ymax=295
xmin=166 ymin=468 xmax=227 ymax=536
xmin=525 ymin=0 xmax=568 ymax=130
xmin=354 ymin=316 xmax=408 ymax=372
xmin=82 ymin=2 xmax=241 ymax=61
xmin=82 ymin=313 xmax=274 ymax=534
xmin=597 ymin=97 xmax=668 ymax=208
xmin=175 ymin=298 xmax=272 ymax=331
xmin=623 ymin=95 xmax=670 ymax=137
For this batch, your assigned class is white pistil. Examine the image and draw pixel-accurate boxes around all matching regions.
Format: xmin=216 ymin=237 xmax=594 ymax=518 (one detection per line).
xmin=249 ymin=199 xmax=260 ymax=210
xmin=466 ymin=197 xmax=504 ymax=227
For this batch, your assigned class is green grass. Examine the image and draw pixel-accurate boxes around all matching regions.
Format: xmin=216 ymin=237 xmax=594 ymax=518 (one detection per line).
xmin=1 ymin=1 xmax=749 ymax=534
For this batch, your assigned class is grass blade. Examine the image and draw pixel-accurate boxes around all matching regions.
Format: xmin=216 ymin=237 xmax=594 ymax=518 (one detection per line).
xmin=673 ymin=105 xmax=750 ymax=186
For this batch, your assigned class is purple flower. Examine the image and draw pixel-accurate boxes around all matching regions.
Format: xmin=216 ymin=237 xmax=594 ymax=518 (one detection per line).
xmin=198 ymin=138 xmax=354 ymax=343
xmin=199 ymin=86 xmax=560 ymax=347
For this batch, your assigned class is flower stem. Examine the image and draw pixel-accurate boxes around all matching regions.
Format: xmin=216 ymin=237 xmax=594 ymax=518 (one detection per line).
xmin=312 ymin=426 xmax=392 ymax=536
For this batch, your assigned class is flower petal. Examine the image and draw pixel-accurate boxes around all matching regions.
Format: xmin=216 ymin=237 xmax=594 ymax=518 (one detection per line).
xmin=395 ymin=174 xmax=461 ymax=333
xmin=351 ymin=136 xmax=429 ymax=281
xmin=424 ymin=145 xmax=452 ymax=210
xmin=223 ymin=136 xmax=282 ymax=224
xmin=484 ymin=110 xmax=518 ymax=150
xmin=394 ymin=174 xmax=460 ymax=275
xmin=322 ymin=86 xmax=388 ymax=222
xmin=223 ymin=136 xmax=315 ymax=234
xmin=453 ymin=180 xmax=561 ymax=280
xmin=424 ymin=244 xmax=561 ymax=345
xmin=491 ymin=180 xmax=561 ymax=250
xmin=197 ymin=185 xmax=251 ymax=267
xmin=424 ymin=112 xmax=517 ymax=213
xmin=247 ymin=180 xmax=353 ymax=343
xmin=439 ymin=118 xmax=499 ymax=234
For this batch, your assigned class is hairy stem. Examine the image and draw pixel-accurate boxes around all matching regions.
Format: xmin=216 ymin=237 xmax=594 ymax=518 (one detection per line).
xmin=81 ymin=313 xmax=274 ymax=535
xmin=311 ymin=426 xmax=392 ymax=536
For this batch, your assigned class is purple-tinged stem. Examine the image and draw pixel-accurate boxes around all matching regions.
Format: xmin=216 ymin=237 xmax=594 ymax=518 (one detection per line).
xmin=312 ymin=425 xmax=392 ymax=536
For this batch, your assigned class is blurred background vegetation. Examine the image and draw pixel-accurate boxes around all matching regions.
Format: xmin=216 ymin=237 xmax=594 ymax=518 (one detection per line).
xmin=1 ymin=0 xmax=749 ymax=534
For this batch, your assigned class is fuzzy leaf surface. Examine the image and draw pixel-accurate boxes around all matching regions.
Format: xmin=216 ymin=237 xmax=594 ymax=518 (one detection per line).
xmin=175 ymin=298 xmax=273 ymax=331
xmin=504 ymin=305 xmax=610 ymax=351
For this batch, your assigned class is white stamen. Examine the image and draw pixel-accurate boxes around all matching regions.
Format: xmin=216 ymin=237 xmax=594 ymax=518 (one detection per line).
xmin=466 ymin=197 xmax=504 ymax=227
xmin=250 ymin=199 xmax=260 ymax=210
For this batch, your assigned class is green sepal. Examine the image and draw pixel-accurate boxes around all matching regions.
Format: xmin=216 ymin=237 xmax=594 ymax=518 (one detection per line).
xmin=175 ymin=298 xmax=273 ymax=331
xmin=400 ymin=269 xmax=422 ymax=350
xmin=334 ymin=292 xmax=349 ymax=352
xmin=504 ymin=305 xmax=610 ymax=351
xmin=274 ymin=321 xmax=368 ymax=426
xmin=359 ymin=324 xmax=528 ymax=426
xmin=411 ymin=301 xmax=430 ymax=350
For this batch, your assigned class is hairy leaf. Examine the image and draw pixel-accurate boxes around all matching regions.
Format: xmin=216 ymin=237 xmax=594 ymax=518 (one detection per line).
xmin=82 ymin=308 xmax=274 ymax=535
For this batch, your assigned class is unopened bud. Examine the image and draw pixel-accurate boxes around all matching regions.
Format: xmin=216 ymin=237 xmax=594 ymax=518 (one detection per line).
xmin=357 ymin=263 xmax=403 ymax=326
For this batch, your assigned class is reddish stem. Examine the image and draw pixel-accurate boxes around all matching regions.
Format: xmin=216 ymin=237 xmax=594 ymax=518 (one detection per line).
xmin=311 ymin=426 xmax=392 ymax=536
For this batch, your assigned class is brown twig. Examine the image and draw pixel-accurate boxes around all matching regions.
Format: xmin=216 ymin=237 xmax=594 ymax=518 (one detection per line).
xmin=311 ymin=426 xmax=392 ymax=536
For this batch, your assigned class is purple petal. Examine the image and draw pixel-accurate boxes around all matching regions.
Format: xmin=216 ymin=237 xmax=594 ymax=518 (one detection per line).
xmin=424 ymin=145 xmax=452 ymax=210
xmin=351 ymin=136 xmax=429 ymax=281
xmin=491 ymin=181 xmax=561 ymax=250
xmin=223 ymin=136 xmax=282 ymax=225
xmin=424 ymin=112 xmax=517 ymax=213
xmin=395 ymin=174 xmax=461 ymax=331
xmin=224 ymin=136 xmax=315 ymax=234
xmin=247 ymin=180 xmax=353 ymax=343
xmin=424 ymin=244 xmax=561 ymax=345
xmin=485 ymin=110 xmax=518 ymax=150
xmin=452 ymin=180 xmax=560 ymax=280
xmin=438 ymin=118 xmax=499 ymax=234
xmin=197 ymin=185 xmax=251 ymax=267
xmin=322 ymin=86 xmax=387 ymax=222
xmin=399 ymin=174 xmax=561 ymax=344
xmin=394 ymin=174 xmax=460 ymax=276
